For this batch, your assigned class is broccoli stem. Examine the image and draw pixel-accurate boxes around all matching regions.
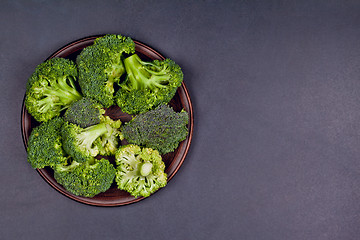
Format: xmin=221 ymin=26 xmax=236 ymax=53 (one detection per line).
xmin=124 ymin=54 xmax=149 ymax=90
xmin=56 ymin=160 xmax=80 ymax=172
xmin=77 ymin=123 xmax=108 ymax=151
xmin=105 ymin=78 xmax=115 ymax=95
xmin=56 ymin=76 xmax=83 ymax=103
xmin=35 ymin=76 xmax=82 ymax=108
xmin=35 ymin=96 xmax=61 ymax=113
xmin=139 ymin=162 xmax=153 ymax=177
xmin=123 ymin=54 xmax=169 ymax=91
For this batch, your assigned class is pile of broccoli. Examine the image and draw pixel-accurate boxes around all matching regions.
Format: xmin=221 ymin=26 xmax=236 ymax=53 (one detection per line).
xmin=25 ymin=34 xmax=189 ymax=199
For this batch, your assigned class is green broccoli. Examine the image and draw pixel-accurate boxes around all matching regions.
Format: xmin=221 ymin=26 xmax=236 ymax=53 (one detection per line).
xmin=53 ymin=157 xmax=116 ymax=197
xmin=77 ymin=34 xmax=135 ymax=107
xmin=61 ymin=121 xmax=108 ymax=163
xmin=61 ymin=115 xmax=123 ymax=162
xmin=25 ymin=57 xmax=82 ymax=122
xmin=96 ymin=116 xmax=123 ymax=156
xmin=64 ymin=97 xmax=105 ymax=128
xmin=27 ymin=117 xmax=67 ymax=168
xmin=115 ymin=54 xmax=183 ymax=114
xmin=121 ymin=104 xmax=189 ymax=154
xmin=115 ymin=144 xmax=167 ymax=198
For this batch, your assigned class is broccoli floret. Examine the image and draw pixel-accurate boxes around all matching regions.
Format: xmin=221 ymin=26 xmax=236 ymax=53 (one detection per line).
xmin=25 ymin=58 xmax=82 ymax=122
xmin=27 ymin=117 xmax=67 ymax=168
xmin=61 ymin=121 xmax=108 ymax=163
xmin=77 ymin=34 xmax=135 ymax=107
xmin=53 ymin=158 xmax=116 ymax=197
xmin=121 ymin=104 xmax=189 ymax=154
xmin=61 ymin=115 xmax=123 ymax=161
xmin=115 ymin=144 xmax=167 ymax=198
xmin=64 ymin=97 xmax=105 ymax=128
xmin=115 ymin=54 xmax=183 ymax=114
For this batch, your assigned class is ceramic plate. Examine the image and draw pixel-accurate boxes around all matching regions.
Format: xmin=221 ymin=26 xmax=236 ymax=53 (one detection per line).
xmin=21 ymin=35 xmax=193 ymax=206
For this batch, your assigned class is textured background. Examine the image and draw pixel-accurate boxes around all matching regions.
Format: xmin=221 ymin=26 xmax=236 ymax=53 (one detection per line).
xmin=2 ymin=0 xmax=360 ymax=239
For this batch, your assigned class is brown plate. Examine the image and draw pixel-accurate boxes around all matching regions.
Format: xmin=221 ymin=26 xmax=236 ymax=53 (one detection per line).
xmin=21 ymin=35 xmax=193 ymax=206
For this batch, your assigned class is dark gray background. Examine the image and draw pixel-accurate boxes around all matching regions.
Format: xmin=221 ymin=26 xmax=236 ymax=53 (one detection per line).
xmin=2 ymin=0 xmax=360 ymax=239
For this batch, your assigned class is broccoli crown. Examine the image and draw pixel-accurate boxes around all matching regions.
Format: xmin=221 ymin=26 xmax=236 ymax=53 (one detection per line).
xmin=77 ymin=34 xmax=135 ymax=108
xmin=121 ymin=104 xmax=189 ymax=154
xmin=25 ymin=57 xmax=82 ymax=122
xmin=115 ymin=54 xmax=183 ymax=114
xmin=27 ymin=117 xmax=67 ymax=168
xmin=115 ymin=144 xmax=167 ymax=198
xmin=64 ymin=97 xmax=105 ymax=128
xmin=53 ymin=158 xmax=116 ymax=198
xmin=96 ymin=116 xmax=122 ymax=156
xmin=61 ymin=121 xmax=108 ymax=163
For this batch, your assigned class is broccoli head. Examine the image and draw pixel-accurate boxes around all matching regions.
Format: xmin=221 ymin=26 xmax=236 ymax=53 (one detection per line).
xmin=27 ymin=117 xmax=67 ymax=168
xmin=115 ymin=144 xmax=167 ymax=198
xmin=64 ymin=97 xmax=105 ymax=128
xmin=25 ymin=57 xmax=82 ymax=122
xmin=77 ymin=34 xmax=135 ymax=107
xmin=121 ymin=104 xmax=189 ymax=154
xmin=53 ymin=158 xmax=116 ymax=197
xmin=115 ymin=54 xmax=183 ymax=114
xmin=61 ymin=121 xmax=108 ymax=163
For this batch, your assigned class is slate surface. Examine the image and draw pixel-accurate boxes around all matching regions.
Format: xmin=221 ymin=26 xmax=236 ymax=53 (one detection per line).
xmin=1 ymin=1 xmax=360 ymax=239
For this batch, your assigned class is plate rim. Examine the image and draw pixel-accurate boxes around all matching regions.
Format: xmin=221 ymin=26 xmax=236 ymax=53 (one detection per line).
xmin=21 ymin=35 xmax=194 ymax=206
